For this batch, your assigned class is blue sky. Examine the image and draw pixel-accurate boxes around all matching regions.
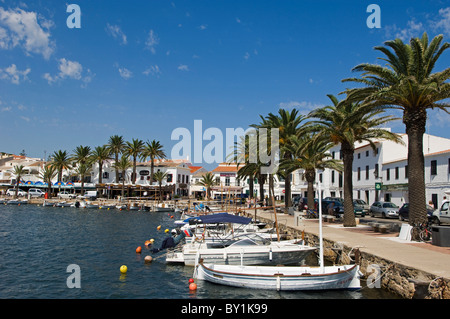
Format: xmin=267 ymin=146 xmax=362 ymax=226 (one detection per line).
xmin=0 ymin=0 xmax=449 ymax=169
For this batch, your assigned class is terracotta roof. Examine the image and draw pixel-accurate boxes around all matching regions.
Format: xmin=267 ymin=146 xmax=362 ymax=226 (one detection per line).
xmin=211 ymin=163 xmax=238 ymax=173
xmin=189 ymin=166 xmax=203 ymax=173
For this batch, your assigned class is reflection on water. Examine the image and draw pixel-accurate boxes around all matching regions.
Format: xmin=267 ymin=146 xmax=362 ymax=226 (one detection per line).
xmin=0 ymin=205 xmax=399 ymax=299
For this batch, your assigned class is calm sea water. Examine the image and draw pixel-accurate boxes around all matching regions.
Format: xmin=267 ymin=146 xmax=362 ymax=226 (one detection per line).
xmin=0 ymin=204 xmax=398 ymax=299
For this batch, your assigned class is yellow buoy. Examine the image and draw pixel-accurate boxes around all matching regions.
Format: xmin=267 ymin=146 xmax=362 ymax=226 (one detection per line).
xmin=165 ymin=229 xmax=169 ymax=233
xmin=120 ymin=265 xmax=127 ymax=274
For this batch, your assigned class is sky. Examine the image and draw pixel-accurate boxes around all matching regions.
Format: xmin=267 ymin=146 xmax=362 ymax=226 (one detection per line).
xmin=0 ymin=0 xmax=449 ymax=170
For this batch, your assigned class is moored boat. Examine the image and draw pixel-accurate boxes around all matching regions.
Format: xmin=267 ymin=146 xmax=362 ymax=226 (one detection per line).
xmin=194 ymin=261 xmax=361 ymax=291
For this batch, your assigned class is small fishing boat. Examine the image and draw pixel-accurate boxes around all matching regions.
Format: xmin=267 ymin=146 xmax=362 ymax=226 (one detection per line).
xmin=79 ymin=201 xmax=99 ymax=209
xmin=154 ymin=203 xmax=175 ymax=212
xmin=194 ymin=261 xmax=361 ymax=291
xmin=42 ymin=200 xmax=56 ymax=207
xmin=116 ymin=204 xmax=127 ymax=210
xmin=6 ymin=199 xmax=28 ymax=205
xmin=55 ymin=201 xmax=72 ymax=207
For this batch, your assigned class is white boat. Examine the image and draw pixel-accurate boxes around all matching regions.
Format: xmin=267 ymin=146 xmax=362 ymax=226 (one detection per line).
xmin=165 ymin=233 xmax=316 ymax=266
xmin=193 ymin=182 xmax=361 ymax=291
xmin=55 ymin=201 xmax=72 ymax=207
xmin=154 ymin=203 xmax=175 ymax=212
xmin=79 ymin=201 xmax=99 ymax=209
xmin=194 ymin=262 xmax=361 ymax=291
xmin=116 ymin=204 xmax=127 ymax=210
xmin=42 ymin=200 xmax=56 ymax=207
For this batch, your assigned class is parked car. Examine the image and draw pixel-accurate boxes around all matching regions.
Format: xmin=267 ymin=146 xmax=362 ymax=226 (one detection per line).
xmin=28 ymin=188 xmax=45 ymax=197
xmin=6 ymin=188 xmax=27 ymax=197
xmin=431 ymin=200 xmax=450 ymax=225
xmin=398 ymin=203 xmax=434 ymax=221
xmin=323 ymin=197 xmax=344 ymax=203
xmin=369 ymin=201 xmax=400 ymax=219
xmin=353 ymin=199 xmax=369 ymax=216
xmin=58 ymin=191 xmax=76 ymax=199
xmin=293 ymin=197 xmax=318 ymax=211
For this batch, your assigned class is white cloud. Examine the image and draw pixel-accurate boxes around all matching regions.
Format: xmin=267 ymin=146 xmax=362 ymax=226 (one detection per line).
xmin=385 ymin=20 xmax=424 ymax=42
xmin=432 ymin=7 xmax=450 ymax=36
xmin=244 ymin=52 xmax=250 ymax=60
xmin=105 ymin=23 xmax=127 ymax=45
xmin=198 ymin=24 xmax=207 ymax=30
xmin=44 ymin=58 xmax=92 ymax=86
xmin=118 ymin=67 xmax=132 ymax=79
xmin=143 ymin=65 xmax=161 ymax=76
xmin=1 ymin=106 xmax=11 ymax=112
xmin=0 ymin=63 xmax=30 ymax=84
xmin=20 ymin=115 xmax=30 ymax=122
xmin=145 ymin=29 xmax=159 ymax=54
xmin=0 ymin=7 xmax=54 ymax=59
xmin=177 ymin=64 xmax=189 ymax=71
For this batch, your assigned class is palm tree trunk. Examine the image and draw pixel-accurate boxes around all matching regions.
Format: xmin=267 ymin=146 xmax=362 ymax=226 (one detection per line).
xmin=249 ymin=175 xmax=254 ymax=199
xmin=150 ymin=156 xmax=155 ymax=185
xmin=341 ymin=142 xmax=356 ymax=227
xmin=98 ymin=161 xmax=103 ymax=184
xmin=115 ymin=153 xmax=119 ymax=183
xmin=258 ymin=174 xmax=265 ymax=206
xmin=404 ymin=109 xmax=427 ymax=229
xmin=14 ymin=179 xmax=20 ymax=199
xmin=284 ymin=172 xmax=292 ymax=208
xmin=305 ymin=169 xmax=315 ymax=212
xmin=132 ymin=157 xmax=137 ymax=184
xmin=268 ymin=174 xmax=274 ymax=206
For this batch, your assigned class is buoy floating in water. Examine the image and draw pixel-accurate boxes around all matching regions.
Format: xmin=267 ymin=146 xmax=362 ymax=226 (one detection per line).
xmin=164 ymin=229 xmax=169 ymax=233
xmin=136 ymin=246 xmax=142 ymax=253
xmin=157 ymin=225 xmax=161 ymax=230
xmin=189 ymin=283 xmax=197 ymax=291
xmin=189 ymin=278 xmax=194 ymax=283
xmin=120 ymin=265 xmax=127 ymax=274
xmin=144 ymin=256 xmax=153 ymax=263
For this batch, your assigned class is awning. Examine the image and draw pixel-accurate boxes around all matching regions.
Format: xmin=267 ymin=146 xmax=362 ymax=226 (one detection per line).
xmin=185 ymin=213 xmax=251 ymax=225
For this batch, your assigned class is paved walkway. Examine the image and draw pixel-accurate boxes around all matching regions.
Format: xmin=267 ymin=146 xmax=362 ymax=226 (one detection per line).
xmin=249 ymin=209 xmax=450 ymax=280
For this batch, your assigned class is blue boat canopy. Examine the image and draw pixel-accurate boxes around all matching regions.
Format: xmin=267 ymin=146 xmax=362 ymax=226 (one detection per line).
xmin=185 ymin=213 xmax=252 ymax=225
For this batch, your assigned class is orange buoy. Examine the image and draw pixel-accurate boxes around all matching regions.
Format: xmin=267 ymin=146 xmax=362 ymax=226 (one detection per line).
xmin=144 ymin=255 xmax=153 ymax=263
xmin=136 ymin=246 xmax=142 ymax=253
xmin=189 ymin=283 xmax=197 ymax=291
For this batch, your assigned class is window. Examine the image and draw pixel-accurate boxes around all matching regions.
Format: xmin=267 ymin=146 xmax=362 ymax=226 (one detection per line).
xmin=365 ymin=165 xmax=369 ymax=180
xmin=167 ymin=174 xmax=173 ymax=183
xmin=374 ymin=164 xmax=379 ymax=178
xmin=431 ymin=160 xmax=437 ymax=175
xmin=386 ymin=168 xmax=390 ymax=181
xmin=366 ymin=150 xmax=369 ymax=157
xmin=331 ymin=170 xmax=335 ymax=184
xmin=448 ymin=158 xmax=450 ymax=174
xmin=357 ymin=153 xmax=361 ymax=159
xmin=102 ymin=172 xmax=109 ymax=179
xmin=225 ymin=177 xmax=230 ymax=186
xmin=357 ymin=167 xmax=361 ymax=180
xmin=405 ymin=165 xmax=408 ymax=179
xmin=319 ymin=173 xmax=323 ymax=183
xmin=332 ymin=151 xmax=335 ymax=159
xmin=395 ymin=167 xmax=399 ymax=180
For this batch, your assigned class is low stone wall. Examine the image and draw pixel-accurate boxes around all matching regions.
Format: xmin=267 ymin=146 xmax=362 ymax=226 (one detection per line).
xmin=243 ymin=212 xmax=450 ymax=299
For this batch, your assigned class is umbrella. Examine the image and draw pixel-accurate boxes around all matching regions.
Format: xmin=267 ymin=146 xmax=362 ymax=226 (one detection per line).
xmin=25 ymin=181 xmax=34 ymax=185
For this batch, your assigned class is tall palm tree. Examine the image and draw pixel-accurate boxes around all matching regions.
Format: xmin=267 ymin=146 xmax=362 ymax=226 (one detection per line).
xmin=198 ymin=172 xmax=216 ymax=200
xmin=112 ymin=155 xmax=132 ymax=198
xmin=342 ymin=33 xmax=450 ymax=227
xmin=107 ymin=135 xmax=126 ymax=183
xmin=282 ymin=134 xmax=343 ymax=213
xmin=153 ymin=170 xmax=168 ymax=202
xmin=72 ymin=145 xmax=91 ymax=166
xmin=256 ymin=109 xmax=306 ymax=208
xmin=142 ymin=139 xmax=166 ymax=184
xmin=91 ymin=145 xmax=111 ymax=184
xmin=74 ymin=163 xmax=91 ymax=196
xmin=11 ymin=165 xmax=26 ymax=198
xmin=125 ymin=138 xmax=145 ymax=184
xmin=50 ymin=150 xmax=71 ymax=183
xmin=39 ymin=164 xmax=57 ymax=198
xmin=308 ymin=94 xmax=403 ymax=227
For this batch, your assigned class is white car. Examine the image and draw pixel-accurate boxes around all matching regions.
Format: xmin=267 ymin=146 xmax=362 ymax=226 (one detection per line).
xmin=58 ymin=191 xmax=76 ymax=199
xmin=28 ymin=188 xmax=45 ymax=197
xmin=6 ymin=189 xmax=27 ymax=197
xmin=432 ymin=200 xmax=450 ymax=225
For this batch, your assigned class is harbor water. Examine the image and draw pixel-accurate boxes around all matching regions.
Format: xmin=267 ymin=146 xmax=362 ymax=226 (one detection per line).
xmin=0 ymin=204 xmax=399 ymax=299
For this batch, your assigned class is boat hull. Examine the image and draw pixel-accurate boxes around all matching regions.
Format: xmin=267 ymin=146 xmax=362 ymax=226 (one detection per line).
xmin=195 ymin=263 xmax=361 ymax=291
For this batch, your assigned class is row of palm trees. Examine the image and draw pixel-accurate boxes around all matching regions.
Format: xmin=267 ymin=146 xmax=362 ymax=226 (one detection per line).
xmin=45 ymin=136 xmax=167 ymax=197
xmin=229 ymin=33 xmax=449 ymax=232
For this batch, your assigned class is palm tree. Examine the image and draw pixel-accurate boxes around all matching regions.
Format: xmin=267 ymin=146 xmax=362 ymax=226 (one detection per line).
xmin=198 ymin=172 xmax=216 ymax=200
xmin=50 ymin=150 xmax=71 ymax=183
xmin=142 ymin=140 xmax=166 ymax=184
xmin=342 ymin=33 xmax=450 ymax=227
xmin=112 ymin=155 xmax=132 ymax=198
xmin=91 ymin=145 xmax=111 ymax=184
xmin=256 ymin=109 xmax=306 ymax=208
xmin=11 ymin=165 xmax=26 ymax=198
xmin=107 ymin=135 xmax=126 ymax=183
xmin=72 ymin=145 xmax=91 ymax=166
xmin=153 ymin=170 xmax=168 ymax=202
xmin=39 ymin=164 xmax=57 ymax=198
xmin=308 ymin=94 xmax=403 ymax=227
xmin=282 ymin=134 xmax=343 ymax=213
xmin=125 ymin=138 xmax=145 ymax=184
xmin=74 ymin=163 xmax=91 ymax=196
